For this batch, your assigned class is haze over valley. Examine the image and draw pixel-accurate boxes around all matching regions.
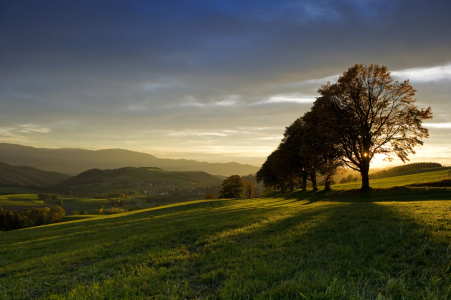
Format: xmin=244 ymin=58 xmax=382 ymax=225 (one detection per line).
xmin=2 ymin=1 xmax=451 ymax=299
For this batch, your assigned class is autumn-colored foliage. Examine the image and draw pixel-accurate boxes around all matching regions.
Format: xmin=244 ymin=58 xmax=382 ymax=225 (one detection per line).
xmin=318 ymin=64 xmax=432 ymax=189
xmin=244 ymin=181 xmax=256 ymax=198
xmin=258 ymin=64 xmax=432 ymax=190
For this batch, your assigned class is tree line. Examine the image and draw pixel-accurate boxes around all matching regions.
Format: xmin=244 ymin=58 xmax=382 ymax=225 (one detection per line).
xmin=0 ymin=206 xmax=65 ymax=231
xmin=257 ymin=64 xmax=432 ymax=190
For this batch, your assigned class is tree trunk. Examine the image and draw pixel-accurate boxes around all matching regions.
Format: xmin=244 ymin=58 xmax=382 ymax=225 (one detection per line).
xmin=302 ymin=174 xmax=307 ymax=191
xmin=310 ymin=172 xmax=318 ymax=191
xmin=324 ymin=176 xmax=331 ymax=191
xmin=361 ymin=153 xmax=371 ymax=189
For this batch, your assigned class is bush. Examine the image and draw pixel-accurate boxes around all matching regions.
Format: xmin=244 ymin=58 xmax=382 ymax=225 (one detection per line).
xmin=57 ymin=200 xmax=63 ymax=206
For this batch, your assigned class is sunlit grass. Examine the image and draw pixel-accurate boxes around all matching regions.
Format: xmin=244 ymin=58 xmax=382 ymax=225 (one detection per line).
xmin=2 ymin=184 xmax=451 ymax=299
xmin=334 ymin=169 xmax=450 ymax=190
xmin=0 ymin=200 xmax=39 ymax=206
xmin=2 ymin=194 xmax=39 ymax=200
xmin=2 ymin=171 xmax=451 ymax=298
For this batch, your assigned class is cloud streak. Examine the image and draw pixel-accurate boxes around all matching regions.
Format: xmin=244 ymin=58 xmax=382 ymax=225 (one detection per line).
xmin=1 ymin=0 xmax=451 ymax=166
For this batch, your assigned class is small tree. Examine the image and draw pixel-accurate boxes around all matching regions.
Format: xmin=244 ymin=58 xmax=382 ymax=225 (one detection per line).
xmin=244 ymin=181 xmax=256 ymax=198
xmin=219 ymin=175 xmax=245 ymax=198
xmin=204 ymin=193 xmax=217 ymax=200
xmin=56 ymin=200 xmax=63 ymax=206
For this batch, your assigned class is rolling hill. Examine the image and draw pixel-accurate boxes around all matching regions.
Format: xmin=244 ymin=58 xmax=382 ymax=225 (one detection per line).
xmin=0 ymin=143 xmax=260 ymax=176
xmin=0 ymin=161 xmax=71 ymax=188
xmin=2 ymin=170 xmax=451 ymax=298
xmin=58 ymin=167 xmax=223 ymax=188
xmin=369 ymin=162 xmax=450 ymax=180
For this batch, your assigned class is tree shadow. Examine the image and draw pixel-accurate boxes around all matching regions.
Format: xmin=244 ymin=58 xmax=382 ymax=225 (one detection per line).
xmin=267 ymin=185 xmax=451 ymax=204
xmin=4 ymin=192 xmax=451 ymax=299
xmin=204 ymin=200 xmax=451 ymax=298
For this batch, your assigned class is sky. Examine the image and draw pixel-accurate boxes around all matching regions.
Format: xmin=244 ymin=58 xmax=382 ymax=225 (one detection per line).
xmin=1 ymin=0 xmax=451 ymax=168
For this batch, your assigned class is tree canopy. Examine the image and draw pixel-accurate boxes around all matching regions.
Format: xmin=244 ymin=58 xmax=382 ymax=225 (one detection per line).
xmin=318 ymin=64 xmax=432 ymax=189
xmin=219 ymin=175 xmax=245 ymax=198
xmin=257 ymin=64 xmax=432 ymax=191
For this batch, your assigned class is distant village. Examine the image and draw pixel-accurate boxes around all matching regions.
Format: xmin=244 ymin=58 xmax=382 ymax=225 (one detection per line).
xmin=129 ymin=180 xmax=207 ymax=196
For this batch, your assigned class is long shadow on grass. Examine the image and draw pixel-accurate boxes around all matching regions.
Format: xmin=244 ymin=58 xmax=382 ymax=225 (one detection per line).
xmin=3 ymin=196 xmax=451 ymax=299
xmin=267 ymin=185 xmax=451 ymax=205
xmin=199 ymin=200 xmax=451 ymax=299
xmin=0 ymin=198 xmax=345 ymax=299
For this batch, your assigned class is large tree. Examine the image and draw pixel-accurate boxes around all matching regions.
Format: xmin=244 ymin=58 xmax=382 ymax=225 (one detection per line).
xmin=256 ymin=149 xmax=289 ymax=191
xmin=318 ymin=64 xmax=432 ymax=189
xmin=303 ymin=102 xmax=344 ymax=191
xmin=279 ymin=118 xmax=309 ymax=191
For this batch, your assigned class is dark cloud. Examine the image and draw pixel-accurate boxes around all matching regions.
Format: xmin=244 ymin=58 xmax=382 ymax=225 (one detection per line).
xmin=0 ymin=0 xmax=450 ymax=165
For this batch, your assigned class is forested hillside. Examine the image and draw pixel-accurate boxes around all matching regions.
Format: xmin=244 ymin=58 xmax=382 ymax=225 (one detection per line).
xmin=0 ymin=162 xmax=70 ymax=188
xmin=59 ymin=167 xmax=222 ymax=187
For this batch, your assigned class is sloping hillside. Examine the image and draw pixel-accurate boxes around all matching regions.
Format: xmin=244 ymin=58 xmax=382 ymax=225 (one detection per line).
xmin=2 ymin=173 xmax=451 ymax=298
xmin=0 ymin=162 xmax=71 ymax=187
xmin=58 ymin=167 xmax=223 ymax=188
xmin=0 ymin=143 xmax=260 ymax=176
xmin=369 ymin=162 xmax=449 ymax=180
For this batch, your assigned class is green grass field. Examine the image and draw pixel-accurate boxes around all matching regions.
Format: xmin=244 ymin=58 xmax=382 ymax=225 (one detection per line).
xmin=336 ymin=169 xmax=451 ymax=190
xmin=0 ymin=187 xmax=37 ymax=194
xmin=2 ymin=171 xmax=451 ymax=299
xmin=0 ymin=194 xmax=153 ymax=215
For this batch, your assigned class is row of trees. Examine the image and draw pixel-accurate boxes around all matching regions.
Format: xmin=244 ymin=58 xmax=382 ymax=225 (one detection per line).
xmin=257 ymin=64 xmax=432 ymax=190
xmin=0 ymin=206 xmax=65 ymax=231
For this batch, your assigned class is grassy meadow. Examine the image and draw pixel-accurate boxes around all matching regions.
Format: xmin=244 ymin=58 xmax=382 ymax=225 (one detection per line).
xmin=0 ymin=194 xmax=153 ymax=216
xmin=1 ymin=171 xmax=451 ymax=298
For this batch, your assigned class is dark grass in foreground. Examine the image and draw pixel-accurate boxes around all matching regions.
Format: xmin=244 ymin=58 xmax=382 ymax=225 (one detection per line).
xmin=2 ymin=187 xmax=451 ymax=299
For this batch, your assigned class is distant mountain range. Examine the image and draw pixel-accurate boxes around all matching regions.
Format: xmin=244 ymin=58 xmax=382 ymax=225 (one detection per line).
xmin=0 ymin=161 xmax=71 ymax=187
xmin=0 ymin=143 xmax=260 ymax=176
xmin=58 ymin=167 xmax=223 ymax=188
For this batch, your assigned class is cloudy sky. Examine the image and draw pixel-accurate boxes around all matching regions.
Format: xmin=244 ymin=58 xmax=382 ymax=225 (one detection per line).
xmin=1 ymin=0 xmax=451 ymax=168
